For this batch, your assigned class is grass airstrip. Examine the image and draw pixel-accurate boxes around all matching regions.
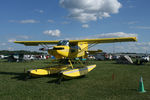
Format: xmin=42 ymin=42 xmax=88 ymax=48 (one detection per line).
xmin=0 ymin=59 xmax=150 ymax=100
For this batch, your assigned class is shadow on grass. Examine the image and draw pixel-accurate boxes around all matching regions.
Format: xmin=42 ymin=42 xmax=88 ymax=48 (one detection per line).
xmin=0 ymin=71 xmax=87 ymax=84
xmin=0 ymin=71 xmax=51 ymax=81
xmin=0 ymin=71 xmax=28 ymax=81
xmin=0 ymin=71 xmax=24 ymax=76
xmin=0 ymin=71 xmax=61 ymax=83
xmin=47 ymin=75 xmax=87 ymax=84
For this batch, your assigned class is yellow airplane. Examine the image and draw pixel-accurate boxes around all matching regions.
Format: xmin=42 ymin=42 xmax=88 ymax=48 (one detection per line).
xmin=14 ymin=37 xmax=137 ymax=80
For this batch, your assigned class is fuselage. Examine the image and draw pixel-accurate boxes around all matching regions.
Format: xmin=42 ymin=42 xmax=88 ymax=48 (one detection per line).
xmin=48 ymin=40 xmax=88 ymax=59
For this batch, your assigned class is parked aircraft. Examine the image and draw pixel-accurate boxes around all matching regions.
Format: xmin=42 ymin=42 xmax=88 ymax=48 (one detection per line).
xmin=14 ymin=37 xmax=137 ymax=81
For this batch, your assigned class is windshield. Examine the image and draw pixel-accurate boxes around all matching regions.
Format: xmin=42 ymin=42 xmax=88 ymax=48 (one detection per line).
xmin=57 ymin=40 xmax=69 ymax=46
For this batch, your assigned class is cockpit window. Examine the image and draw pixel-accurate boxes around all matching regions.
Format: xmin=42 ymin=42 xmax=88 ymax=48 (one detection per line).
xmin=57 ymin=40 xmax=69 ymax=46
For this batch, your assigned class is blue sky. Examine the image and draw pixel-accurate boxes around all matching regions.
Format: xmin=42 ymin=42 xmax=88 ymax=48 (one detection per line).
xmin=0 ymin=0 xmax=150 ymax=53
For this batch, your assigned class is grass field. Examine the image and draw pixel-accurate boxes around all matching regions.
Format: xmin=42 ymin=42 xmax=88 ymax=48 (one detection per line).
xmin=0 ymin=59 xmax=150 ymax=100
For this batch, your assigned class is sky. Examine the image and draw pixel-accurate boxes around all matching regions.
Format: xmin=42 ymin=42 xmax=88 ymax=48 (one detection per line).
xmin=0 ymin=0 xmax=150 ymax=53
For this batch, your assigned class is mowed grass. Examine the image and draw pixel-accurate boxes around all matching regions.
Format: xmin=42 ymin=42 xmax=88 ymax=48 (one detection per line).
xmin=0 ymin=59 xmax=150 ymax=100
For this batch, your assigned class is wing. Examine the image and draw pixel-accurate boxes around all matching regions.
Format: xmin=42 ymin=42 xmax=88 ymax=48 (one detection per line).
xmin=69 ymin=37 xmax=137 ymax=44
xmin=14 ymin=37 xmax=137 ymax=46
xmin=14 ymin=40 xmax=59 ymax=46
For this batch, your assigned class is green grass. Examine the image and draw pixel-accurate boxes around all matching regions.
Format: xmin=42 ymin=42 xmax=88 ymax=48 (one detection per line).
xmin=0 ymin=59 xmax=150 ymax=100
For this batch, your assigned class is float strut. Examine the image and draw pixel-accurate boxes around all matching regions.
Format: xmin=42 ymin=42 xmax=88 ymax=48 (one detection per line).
xmin=68 ymin=59 xmax=74 ymax=69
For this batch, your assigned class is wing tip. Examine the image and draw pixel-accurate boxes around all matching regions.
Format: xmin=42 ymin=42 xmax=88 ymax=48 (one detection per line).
xmin=132 ymin=37 xmax=138 ymax=42
xmin=14 ymin=41 xmax=19 ymax=43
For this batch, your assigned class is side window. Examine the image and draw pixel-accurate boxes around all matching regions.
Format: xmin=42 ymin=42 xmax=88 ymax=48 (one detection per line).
xmin=63 ymin=40 xmax=69 ymax=46
xmin=70 ymin=46 xmax=81 ymax=50
xmin=66 ymin=41 xmax=69 ymax=46
xmin=57 ymin=40 xmax=69 ymax=46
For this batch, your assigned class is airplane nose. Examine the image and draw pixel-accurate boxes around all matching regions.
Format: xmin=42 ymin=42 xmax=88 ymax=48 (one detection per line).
xmin=52 ymin=46 xmax=65 ymax=58
xmin=53 ymin=47 xmax=64 ymax=50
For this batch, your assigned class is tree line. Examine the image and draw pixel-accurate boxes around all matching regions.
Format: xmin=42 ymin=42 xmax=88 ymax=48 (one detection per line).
xmin=0 ymin=50 xmax=45 ymax=55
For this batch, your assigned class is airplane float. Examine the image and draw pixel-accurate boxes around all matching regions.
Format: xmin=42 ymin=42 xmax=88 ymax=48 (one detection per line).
xmin=14 ymin=37 xmax=137 ymax=81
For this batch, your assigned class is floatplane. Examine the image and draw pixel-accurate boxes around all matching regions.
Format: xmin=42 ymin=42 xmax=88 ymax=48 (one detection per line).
xmin=14 ymin=37 xmax=137 ymax=81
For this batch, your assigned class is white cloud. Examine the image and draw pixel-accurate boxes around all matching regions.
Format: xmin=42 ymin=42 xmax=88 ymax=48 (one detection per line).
xmin=62 ymin=21 xmax=70 ymax=24
xmin=82 ymin=24 xmax=89 ymax=28
xmin=7 ymin=35 xmax=29 ymax=43
xmin=127 ymin=0 xmax=135 ymax=3
xmin=94 ymin=32 xmax=138 ymax=38
xmin=60 ymin=0 xmax=122 ymax=23
xmin=128 ymin=5 xmax=136 ymax=8
xmin=128 ymin=42 xmax=150 ymax=53
xmin=127 ymin=21 xmax=138 ymax=25
xmin=136 ymin=42 xmax=150 ymax=46
xmin=130 ymin=26 xmax=150 ymax=30
xmin=9 ymin=20 xmax=16 ymax=23
xmin=39 ymin=10 xmax=44 ymax=13
xmin=64 ymin=32 xmax=138 ymax=42
xmin=17 ymin=35 xmax=29 ymax=39
xmin=20 ymin=19 xmax=39 ymax=24
xmin=8 ymin=47 xmax=14 ymax=50
xmin=96 ymin=41 xmax=150 ymax=53
xmin=9 ymin=19 xmax=39 ymax=24
xmin=43 ymin=29 xmax=61 ymax=37
xmin=8 ymin=39 xmax=16 ymax=43
xmin=48 ymin=19 xmax=54 ymax=23
xmin=35 ymin=9 xmax=44 ymax=13
xmin=0 ymin=43 xmax=6 ymax=46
